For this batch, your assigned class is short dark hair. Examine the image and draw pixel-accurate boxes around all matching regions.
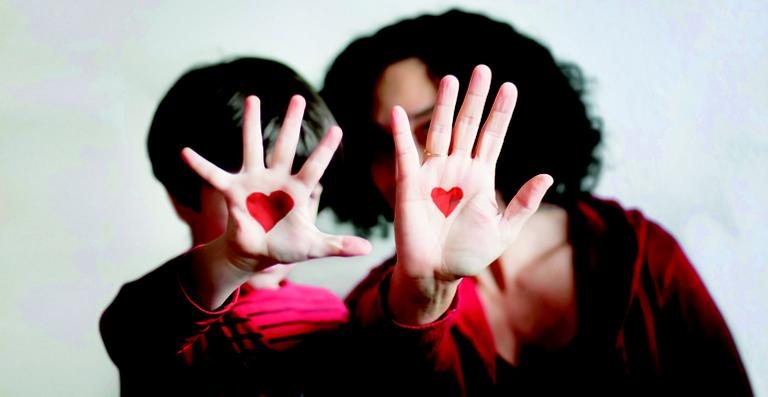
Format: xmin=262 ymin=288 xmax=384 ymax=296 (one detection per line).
xmin=321 ymin=9 xmax=602 ymax=233
xmin=148 ymin=57 xmax=335 ymax=211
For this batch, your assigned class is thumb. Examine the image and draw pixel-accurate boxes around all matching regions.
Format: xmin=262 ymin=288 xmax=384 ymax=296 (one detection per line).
xmin=500 ymin=174 xmax=553 ymax=239
xmin=308 ymin=233 xmax=373 ymax=259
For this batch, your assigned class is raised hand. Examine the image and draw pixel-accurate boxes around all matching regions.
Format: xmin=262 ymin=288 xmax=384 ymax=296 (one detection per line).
xmin=389 ymin=66 xmax=553 ymax=324
xmin=181 ymin=95 xmax=371 ymax=308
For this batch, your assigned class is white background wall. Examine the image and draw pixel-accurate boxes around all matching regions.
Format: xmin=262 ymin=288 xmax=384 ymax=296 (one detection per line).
xmin=0 ymin=0 xmax=765 ymax=395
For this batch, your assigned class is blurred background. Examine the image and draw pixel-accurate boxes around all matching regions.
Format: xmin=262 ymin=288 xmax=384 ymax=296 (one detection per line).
xmin=0 ymin=0 xmax=766 ymax=395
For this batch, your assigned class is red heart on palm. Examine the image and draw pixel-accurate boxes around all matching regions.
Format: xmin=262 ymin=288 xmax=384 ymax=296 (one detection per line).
xmin=246 ymin=191 xmax=294 ymax=232
xmin=431 ymin=187 xmax=463 ymax=217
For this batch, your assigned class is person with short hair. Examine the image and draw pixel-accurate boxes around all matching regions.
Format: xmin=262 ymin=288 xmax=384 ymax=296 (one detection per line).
xmin=100 ymin=57 xmax=370 ymax=396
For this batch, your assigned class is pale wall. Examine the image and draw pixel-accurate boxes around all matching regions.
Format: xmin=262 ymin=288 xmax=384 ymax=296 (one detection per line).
xmin=0 ymin=1 xmax=765 ymax=395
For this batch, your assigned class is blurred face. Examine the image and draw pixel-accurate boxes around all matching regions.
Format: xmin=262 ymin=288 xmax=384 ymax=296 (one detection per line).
xmin=195 ymin=185 xmax=229 ymax=243
xmin=371 ymin=57 xmax=438 ymax=207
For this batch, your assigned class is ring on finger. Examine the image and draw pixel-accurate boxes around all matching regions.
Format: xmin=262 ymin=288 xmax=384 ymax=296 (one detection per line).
xmin=423 ymin=149 xmax=446 ymax=158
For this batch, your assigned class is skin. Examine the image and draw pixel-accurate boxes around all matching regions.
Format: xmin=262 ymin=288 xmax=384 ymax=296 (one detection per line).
xmin=178 ymin=95 xmax=372 ymax=310
xmin=173 ymin=184 xmax=322 ymax=291
xmin=371 ymin=58 xmax=436 ymax=205
xmin=372 ymin=58 xmax=578 ymax=364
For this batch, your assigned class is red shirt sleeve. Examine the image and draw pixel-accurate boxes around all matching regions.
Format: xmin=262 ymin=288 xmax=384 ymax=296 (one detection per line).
xmin=346 ymin=263 xmax=475 ymax=396
xmin=100 ymin=252 xmax=240 ymax=370
xmin=623 ymin=213 xmax=753 ymax=394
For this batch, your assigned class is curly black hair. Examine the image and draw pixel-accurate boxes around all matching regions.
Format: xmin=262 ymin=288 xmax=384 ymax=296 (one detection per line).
xmin=320 ymin=9 xmax=603 ymax=234
xmin=148 ymin=57 xmax=336 ymax=212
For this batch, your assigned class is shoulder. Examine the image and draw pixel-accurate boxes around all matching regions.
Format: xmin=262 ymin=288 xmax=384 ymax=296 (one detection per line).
xmin=578 ymin=195 xmax=682 ymax=254
xmin=578 ymin=195 xmax=697 ymax=302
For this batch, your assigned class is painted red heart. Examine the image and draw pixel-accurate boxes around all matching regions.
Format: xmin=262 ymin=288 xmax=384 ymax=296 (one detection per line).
xmin=246 ymin=190 xmax=294 ymax=232
xmin=431 ymin=187 xmax=463 ymax=217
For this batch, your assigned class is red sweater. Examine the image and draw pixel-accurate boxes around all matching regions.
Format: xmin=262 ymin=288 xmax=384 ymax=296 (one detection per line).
xmin=345 ymin=197 xmax=753 ymax=395
xmin=100 ymin=253 xmax=349 ymax=396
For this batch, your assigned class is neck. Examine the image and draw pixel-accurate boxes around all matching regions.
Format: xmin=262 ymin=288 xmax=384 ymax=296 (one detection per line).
xmin=476 ymin=204 xmax=577 ymax=360
xmin=495 ymin=204 xmax=569 ymax=281
xmin=246 ymin=265 xmax=290 ymax=290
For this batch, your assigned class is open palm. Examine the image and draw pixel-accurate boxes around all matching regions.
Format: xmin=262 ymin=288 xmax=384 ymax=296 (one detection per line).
xmin=393 ymin=66 xmax=553 ymax=283
xmin=182 ymin=95 xmax=370 ymax=273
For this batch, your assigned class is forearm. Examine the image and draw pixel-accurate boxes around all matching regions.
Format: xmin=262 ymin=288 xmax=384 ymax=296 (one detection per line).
xmin=100 ymin=255 xmax=239 ymax=366
xmin=347 ymin=264 xmax=467 ymax=396
xmin=180 ymin=236 xmax=260 ymax=310
xmin=388 ymin=263 xmax=461 ymax=325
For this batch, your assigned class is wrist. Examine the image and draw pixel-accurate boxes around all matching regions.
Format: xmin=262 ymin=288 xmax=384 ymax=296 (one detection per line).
xmin=183 ymin=237 xmax=254 ymax=310
xmin=220 ymin=234 xmax=277 ymax=273
xmin=388 ymin=263 xmax=461 ymax=325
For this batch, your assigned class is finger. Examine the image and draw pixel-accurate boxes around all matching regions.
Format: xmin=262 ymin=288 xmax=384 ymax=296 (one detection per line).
xmin=268 ymin=95 xmax=305 ymax=172
xmin=501 ymin=174 xmax=553 ymax=235
xmin=181 ymin=147 xmax=233 ymax=191
xmin=307 ymin=184 xmax=323 ymax=223
xmin=475 ymin=82 xmax=517 ymax=164
xmin=424 ymin=75 xmax=458 ymax=158
xmin=242 ymin=95 xmax=264 ymax=171
xmin=391 ymin=106 xmax=420 ymax=182
xmin=309 ymin=233 xmax=373 ymax=258
xmin=296 ymin=126 xmax=342 ymax=187
xmin=451 ymin=65 xmax=492 ymax=157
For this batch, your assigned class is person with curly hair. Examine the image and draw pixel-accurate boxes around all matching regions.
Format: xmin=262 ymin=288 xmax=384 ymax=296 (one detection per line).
xmin=322 ymin=9 xmax=752 ymax=395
